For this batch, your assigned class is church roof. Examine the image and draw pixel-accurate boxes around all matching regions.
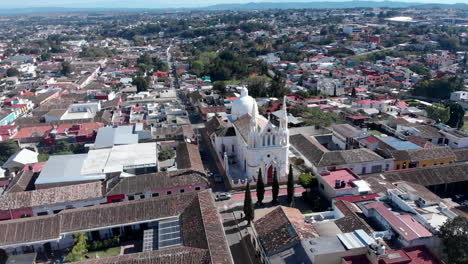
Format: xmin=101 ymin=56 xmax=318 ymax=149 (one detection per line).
xmin=232 ymin=114 xmax=268 ymax=143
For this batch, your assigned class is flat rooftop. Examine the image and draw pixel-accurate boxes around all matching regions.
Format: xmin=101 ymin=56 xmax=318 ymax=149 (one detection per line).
xmin=379 ymin=136 xmax=421 ymax=150
xmin=36 ymin=154 xmax=105 ymax=185
xmin=81 ymin=142 xmax=157 ymax=175
xmin=321 ymin=169 xmax=359 ymax=190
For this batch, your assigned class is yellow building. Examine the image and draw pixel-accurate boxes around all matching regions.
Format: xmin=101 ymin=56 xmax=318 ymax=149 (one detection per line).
xmin=392 ymin=147 xmax=456 ymax=170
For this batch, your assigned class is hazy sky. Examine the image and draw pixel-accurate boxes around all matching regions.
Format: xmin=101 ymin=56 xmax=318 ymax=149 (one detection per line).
xmin=1 ymin=0 xmax=463 ymax=8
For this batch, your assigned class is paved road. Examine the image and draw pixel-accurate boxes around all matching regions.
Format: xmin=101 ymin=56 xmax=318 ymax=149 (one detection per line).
xmin=231 ymin=186 xmax=305 ymax=201
xmin=218 ymin=204 xmax=257 ymax=264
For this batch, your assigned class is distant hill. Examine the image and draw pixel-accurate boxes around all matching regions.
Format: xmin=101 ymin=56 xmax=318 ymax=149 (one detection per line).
xmin=0 ymin=1 xmax=466 ymax=16
xmin=204 ymin=1 xmax=468 ymax=10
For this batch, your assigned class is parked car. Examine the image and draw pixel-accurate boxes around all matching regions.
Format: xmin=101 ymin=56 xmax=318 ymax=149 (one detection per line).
xmin=215 ymin=193 xmax=232 ymax=201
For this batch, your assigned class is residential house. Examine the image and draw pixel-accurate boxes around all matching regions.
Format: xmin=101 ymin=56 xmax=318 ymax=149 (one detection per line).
xmin=290 ymin=134 xmax=393 ymax=175
xmin=317 ymin=169 xmax=372 ymax=201
xmin=389 ymin=146 xmax=456 ymax=170
xmin=362 ymin=201 xmax=434 ymax=248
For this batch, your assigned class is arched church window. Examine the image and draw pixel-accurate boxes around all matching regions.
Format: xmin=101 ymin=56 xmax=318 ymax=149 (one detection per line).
xmin=272 ymin=135 xmax=276 ymax=145
xmin=262 ymin=136 xmax=265 ymax=146
xmin=267 ymin=136 xmax=271 ymax=146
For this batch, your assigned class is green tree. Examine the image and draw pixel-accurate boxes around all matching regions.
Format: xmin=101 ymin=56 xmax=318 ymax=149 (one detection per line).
xmin=272 ymin=168 xmax=279 ymax=204
xmin=137 ymin=53 xmax=153 ymax=66
xmin=61 ymin=62 xmax=73 ymax=76
xmin=287 ymin=164 xmax=294 ymax=205
xmin=447 ymin=103 xmax=465 ymax=129
xmin=243 ymin=183 xmax=255 ymax=225
xmin=55 ymin=141 xmax=71 ymax=153
xmin=426 ymin=105 xmax=450 ymax=123
xmin=0 ymin=140 xmax=19 ymax=165
xmin=158 ymin=148 xmax=175 ymax=161
xmin=438 ymin=216 xmax=468 ymax=264
xmin=191 ymin=60 xmax=205 ymax=76
xmin=40 ymin=53 xmax=52 ymax=61
xmin=298 ymin=173 xmax=316 ymax=189
xmin=6 ymin=68 xmax=20 ymax=77
xmin=65 ymin=232 xmax=89 ymax=262
xmin=256 ymin=169 xmax=265 ymax=205
xmin=132 ymin=76 xmax=149 ymax=93
xmin=213 ymin=81 xmax=226 ymax=95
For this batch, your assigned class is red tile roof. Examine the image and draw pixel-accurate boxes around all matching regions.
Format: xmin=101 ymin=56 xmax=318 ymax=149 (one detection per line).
xmin=365 ymin=202 xmax=432 ymax=241
xmin=334 ymin=193 xmax=379 ymax=203
xmin=347 ymin=115 xmax=369 ymax=120
xmin=13 ymin=125 xmax=53 ymax=139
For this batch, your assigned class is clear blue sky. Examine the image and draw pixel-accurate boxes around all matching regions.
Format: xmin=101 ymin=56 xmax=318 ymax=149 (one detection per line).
xmin=1 ymin=0 xmax=462 ymax=8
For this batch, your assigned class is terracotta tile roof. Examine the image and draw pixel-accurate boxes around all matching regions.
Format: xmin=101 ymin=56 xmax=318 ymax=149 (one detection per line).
xmin=291 ymin=134 xmax=384 ymax=167
xmin=106 ymin=169 xmax=208 ymax=196
xmin=4 ymin=170 xmax=35 ymax=193
xmin=255 ymin=206 xmax=318 ymax=255
xmin=0 ymin=190 xmax=232 ymax=264
xmin=0 ymin=182 xmax=103 ymax=210
xmin=390 ymin=146 xmax=456 ymax=162
xmin=334 ymin=200 xmax=373 ymax=234
xmin=176 ymin=143 xmax=204 ymax=172
xmin=0 ymin=215 xmax=60 ymax=246
xmin=13 ymin=125 xmax=53 ymax=139
xmin=232 ymin=114 xmax=268 ymax=143
xmin=205 ymin=116 xmax=228 ymax=137
xmin=362 ymin=163 xmax=468 ymax=187
xmin=453 ymin=148 xmax=468 ymax=161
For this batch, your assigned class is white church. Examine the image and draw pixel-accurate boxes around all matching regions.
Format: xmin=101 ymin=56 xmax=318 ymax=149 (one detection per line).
xmin=209 ymin=87 xmax=290 ymax=188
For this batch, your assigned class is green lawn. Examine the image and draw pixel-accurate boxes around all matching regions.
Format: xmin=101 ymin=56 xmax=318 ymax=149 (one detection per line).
xmin=87 ymin=247 xmax=121 ymax=259
xmin=463 ymin=124 xmax=468 ymax=130
xmin=369 ymin=130 xmax=384 ymax=136
xmin=65 ymin=247 xmax=121 ymax=262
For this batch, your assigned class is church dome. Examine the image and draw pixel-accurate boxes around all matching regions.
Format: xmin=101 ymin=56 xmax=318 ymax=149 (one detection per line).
xmin=231 ymin=88 xmax=258 ymax=120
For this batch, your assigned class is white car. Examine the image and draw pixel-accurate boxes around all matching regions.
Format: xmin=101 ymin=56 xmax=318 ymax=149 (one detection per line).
xmin=215 ymin=193 xmax=232 ymax=201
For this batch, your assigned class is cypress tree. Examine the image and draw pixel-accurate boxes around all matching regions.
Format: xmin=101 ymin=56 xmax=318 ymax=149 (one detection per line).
xmin=272 ymin=168 xmax=279 ymax=204
xmin=256 ymin=169 xmax=265 ymax=205
xmin=287 ymin=164 xmax=294 ymax=205
xmin=243 ymin=183 xmax=255 ymax=225
xmin=351 ymin=87 xmax=357 ymax=98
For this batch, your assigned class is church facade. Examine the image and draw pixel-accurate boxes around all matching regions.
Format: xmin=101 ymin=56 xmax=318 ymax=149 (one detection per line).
xmin=209 ymin=88 xmax=290 ymax=187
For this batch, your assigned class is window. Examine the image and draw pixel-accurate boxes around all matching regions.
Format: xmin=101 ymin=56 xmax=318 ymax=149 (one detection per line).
xmin=232 ymin=145 xmax=235 ymax=152
xmin=167 ymin=191 xmax=172 ymax=195
xmin=37 ymin=212 xmax=48 ymax=216
xmin=385 ymin=164 xmax=390 ymax=171
xmin=440 ymin=163 xmax=444 ymax=165
xmin=195 ymin=187 xmax=201 ymax=191
xmin=152 ymin=193 xmax=159 ymax=197
xmin=362 ymin=167 xmax=367 ymax=174
xmin=128 ymin=195 xmax=135 ymax=201
xmin=53 ymin=209 xmax=62 ymax=214
xmin=140 ymin=195 xmax=146 ymax=199
xmin=180 ymin=189 xmax=185 ymax=193
xmin=396 ymin=165 xmax=400 ymax=170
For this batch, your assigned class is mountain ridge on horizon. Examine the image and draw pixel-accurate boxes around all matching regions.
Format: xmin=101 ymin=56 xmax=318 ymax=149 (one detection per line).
xmin=0 ymin=1 xmax=466 ymax=15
